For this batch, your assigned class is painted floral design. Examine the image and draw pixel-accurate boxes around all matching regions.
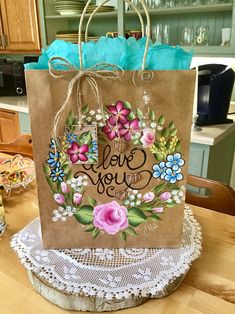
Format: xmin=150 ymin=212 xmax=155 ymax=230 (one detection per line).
xmin=93 ymin=201 xmax=128 ymax=235
xmin=43 ymin=101 xmax=186 ymax=241
xmin=67 ymin=142 xmax=89 ymax=163
xmin=107 ymin=101 xmax=131 ymax=124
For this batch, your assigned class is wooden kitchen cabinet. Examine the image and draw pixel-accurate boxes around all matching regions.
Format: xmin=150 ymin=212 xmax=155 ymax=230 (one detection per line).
xmin=0 ymin=109 xmax=20 ymax=142
xmin=0 ymin=0 xmax=40 ymax=52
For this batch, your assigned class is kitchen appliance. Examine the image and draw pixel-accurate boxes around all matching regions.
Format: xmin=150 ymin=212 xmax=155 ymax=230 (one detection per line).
xmin=196 ymin=64 xmax=235 ymax=126
xmin=0 ymin=59 xmax=26 ymax=96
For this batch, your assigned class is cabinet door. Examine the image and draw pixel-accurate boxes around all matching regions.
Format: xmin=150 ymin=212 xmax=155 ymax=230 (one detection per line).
xmin=0 ymin=0 xmax=40 ymax=51
xmin=0 ymin=12 xmax=4 ymax=50
xmin=0 ymin=109 xmax=20 ymax=142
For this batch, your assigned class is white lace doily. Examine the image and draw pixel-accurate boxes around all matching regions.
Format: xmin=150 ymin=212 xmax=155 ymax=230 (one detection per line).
xmin=11 ymin=205 xmax=202 ymax=300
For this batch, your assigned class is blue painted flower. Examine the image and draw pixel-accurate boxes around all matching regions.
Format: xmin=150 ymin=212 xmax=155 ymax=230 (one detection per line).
xmin=166 ymin=153 xmax=185 ymax=171
xmin=49 ymin=139 xmax=56 ymax=149
xmin=153 ymin=161 xmax=167 ymax=179
xmin=50 ymin=167 xmax=66 ymax=182
xmin=164 ymin=168 xmax=183 ymax=184
xmin=46 ymin=151 xmax=60 ymax=168
xmin=89 ymin=140 xmax=98 ymax=153
xmin=66 ymin=132 xmax=78 ymax=144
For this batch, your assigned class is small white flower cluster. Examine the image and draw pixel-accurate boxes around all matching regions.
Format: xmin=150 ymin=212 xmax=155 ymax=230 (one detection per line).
xmin=123 ymin=189 xmax=142 ymax=207
xmin=67 ymin=176 xmax=88 ymax=192
xmin=82 ymin=109 xmax=106 ymax=127
xmin=171 ymin=186 xmax=185 ymax=204
xmin=131 ymin=131 xmax=142 ymax=144
xmin=52 ymin=206 xmax=76 ymax=222
xmin=140 ymin=120 xmax=162 ymax=131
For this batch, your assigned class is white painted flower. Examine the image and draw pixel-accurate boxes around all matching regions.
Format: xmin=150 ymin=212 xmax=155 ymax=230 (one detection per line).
xmin=96 ymin=114 xmax=103 ymax=121
xmin=83 ymin=175 xmax=88 ymax=179
xmin=98 ymin=122 xmax=104 ymax=127
xmin=124 ymin=200 xmax=130 ymax=205
xmin=133 ymin=190 xmax=138 ymax=195
xmin=136 ymin=200 xmax=141 ymax=206
xmin=129 ymin=195 xmax=135 ymax=200
xmin=157 ymin=125 xmax=163 ymax=131
xmin=90 ymin=110 xmax=95 ymax=115
xmin=83 ymin=181 xmax=88 ymax=186
xmin=86 ymin=116 xmax=92 ymax=122
xmin=150 ymin=122 xmax=157 ymax=128
xmin=97 ymin=109 xmax=101 ymax=114
xmin=130 ymin=202 xmax=135 ymax=206
xmin=137 ymin=193 xmax=142 ymax=199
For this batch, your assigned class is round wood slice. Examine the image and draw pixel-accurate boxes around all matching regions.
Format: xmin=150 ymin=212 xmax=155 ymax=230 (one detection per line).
xmin=27 ymin=270 xmax=187 ymax=312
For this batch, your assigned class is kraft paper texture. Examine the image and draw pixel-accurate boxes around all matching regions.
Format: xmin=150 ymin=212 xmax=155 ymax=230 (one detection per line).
xmin=26 ymin=70 xmax=196 ymax=249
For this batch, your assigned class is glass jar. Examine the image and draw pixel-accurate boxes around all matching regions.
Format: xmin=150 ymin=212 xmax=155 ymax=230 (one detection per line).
xmin=195 ymin=26 xmax=210 ymax=46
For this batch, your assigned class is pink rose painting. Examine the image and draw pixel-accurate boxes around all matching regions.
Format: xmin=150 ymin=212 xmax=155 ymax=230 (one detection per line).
xmin=93 ymin=201 xmax=128 ymax=235
xmin=140 ymin=128 xmax=156 ymax=148
xmin=143 ymin=192 xmax=155 ymax=202
xmin=159 ymin=192 xmax=171 ymax=201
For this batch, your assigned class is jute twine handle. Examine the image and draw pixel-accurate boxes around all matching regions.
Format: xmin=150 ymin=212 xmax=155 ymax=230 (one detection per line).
xmin=85 ymin=0 xmax=145 ymax=42
xmin=78 ymin=0 xmax=151 ymax=71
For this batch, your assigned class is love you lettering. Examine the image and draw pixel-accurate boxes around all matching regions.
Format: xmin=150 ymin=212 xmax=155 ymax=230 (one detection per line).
xmin=74 ymin=145 xmax=153 ymax=197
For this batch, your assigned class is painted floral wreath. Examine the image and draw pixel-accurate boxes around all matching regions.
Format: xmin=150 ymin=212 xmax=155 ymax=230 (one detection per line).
xmin=43 ymin=100 xmax=185 ymax=241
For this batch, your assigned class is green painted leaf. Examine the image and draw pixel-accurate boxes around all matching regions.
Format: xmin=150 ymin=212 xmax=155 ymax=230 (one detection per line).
xmin=136 ymin=108 xmax=143 ymax=119
xmin=124 ymin=101 xmax=132 ymax=109
xmin=78 ymin=131 xmax=92 ymax=146
xmin=166 ymin=202 xmax=177 ymax=208
xmin=120 ymin=231 xmax=127 ymax=241
xmin=125 ymin=227 xmax=138 ymax=236
xmin=92 ymin=228 xmax=99 ymax=239
xmin=66 ymin=111 xmax=76 ymax=126
xmin=150 ymin=214 xmax=161 ymax=221
xmin=99 ymin=137 xmax=106 ymax=144
xmin=161 ymin=128 xmax=170 ymax=138
xmin=66 ymin=170 xmax=73 ymax=180
xmin=168 ymin=121 xmax=175 ymax=130
xmin=85 ymin=225 xmax=96 ymax=232
xmin=82 ymin=104 xmax=89 ymax=114
xmin=43 ymin=164 xmax=51 ymax=176
xmin=74 ymin=205 xmax=94 ymax=225
xmin=128 ymin=207 xmax=147 ymax=227
xmin=158 ymin=115 xmax=165 ymax=125
xmin=150 ymin=110 xmax=155 ymax=121
xmin=127 ymin=112 xmax=135 ymax=121
xmin=154 ymin=182 xmax=166 ymax=195
xmin=175 ymin=140 xmax=181 ymax=151
xmin=170 ymin=128 xmax=177 ymax=136
xmin=87 ymin=196 xmax=97 ymax=207
xmin=154 ymin=152 xmax=163 ymax=161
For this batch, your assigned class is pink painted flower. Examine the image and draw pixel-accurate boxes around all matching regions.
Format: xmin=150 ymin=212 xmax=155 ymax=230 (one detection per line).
xmin=61 ymin=182 xmax=70 ymax=194
xmin=107 ymin=101 xmax=131 ymax=124
xmin=102 ymin=119 xmax=120 ymax=140
xmin=153 ymin=207 xmax=164 ymax=213
xmin=143 ymin=192 xmax=155 ymax=202
xmin=73 ymin=193 xmax=82 ymax=206
xmin=119 ymin=118 xmax=140 ymax=141
xmin=93 ymin=201 xmax=128 ymax=235
xmin=67 ymin=142 xmax=89 ymax=163
xmin=140 ymin=128 xmax=156 ymax=148
xmin=159 ymin=192 xmax=171 ymax=201
xmin=54 ymin=193 xmax=65 ymax=205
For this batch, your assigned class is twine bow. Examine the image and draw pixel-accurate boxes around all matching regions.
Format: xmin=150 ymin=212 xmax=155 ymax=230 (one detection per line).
xmin=48 ymin=56 xmax=124 ymax=140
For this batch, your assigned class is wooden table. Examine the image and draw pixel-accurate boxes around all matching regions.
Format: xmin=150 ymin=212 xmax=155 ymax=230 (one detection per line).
xmin=1 ymin=183 xmax=235 ymax=314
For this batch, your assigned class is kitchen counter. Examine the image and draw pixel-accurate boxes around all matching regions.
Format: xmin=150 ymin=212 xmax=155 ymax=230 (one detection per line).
xmin=0 ymin=96 xmax=235 ymax=147
xmin=191 ymin=117 xmax=235 ymax=146
xmin=0 ymin=96 xmax=28 ymax=113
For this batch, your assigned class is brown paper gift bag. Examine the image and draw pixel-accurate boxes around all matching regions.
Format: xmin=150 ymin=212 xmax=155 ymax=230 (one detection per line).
xmin=25 ymin=1 xmax=196 ymax=249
